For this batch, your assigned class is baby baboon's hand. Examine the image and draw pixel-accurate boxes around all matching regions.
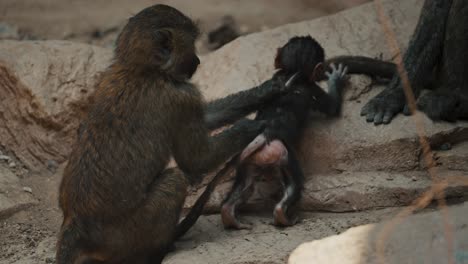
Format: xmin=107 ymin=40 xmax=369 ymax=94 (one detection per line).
xmin=326 ymin=63 xmax=348 ymax=88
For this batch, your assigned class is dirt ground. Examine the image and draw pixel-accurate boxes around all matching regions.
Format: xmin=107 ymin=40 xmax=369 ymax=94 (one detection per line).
xmin=0 ymin=162 xmax=408 ymax=264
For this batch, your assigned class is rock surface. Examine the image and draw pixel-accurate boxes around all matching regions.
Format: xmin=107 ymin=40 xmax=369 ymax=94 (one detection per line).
xmin=289 ymin=202 xmax=468 ymax=264
xmin=0 ymin=40 xmax=112 ymax=169
xmin=0 ymin=165 xmax=36 ymax=219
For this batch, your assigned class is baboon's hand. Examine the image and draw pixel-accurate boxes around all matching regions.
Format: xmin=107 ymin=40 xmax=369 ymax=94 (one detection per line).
xmin=360 ymin=88 xmax=405 ymax=125
xmin=325 ymin=63 xmax=348 ymax=89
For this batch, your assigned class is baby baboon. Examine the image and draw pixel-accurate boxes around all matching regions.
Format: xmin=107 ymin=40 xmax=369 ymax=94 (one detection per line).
xmin=220 ymin=36 xmax=348 ymax=229
xmin=176 ymin=52 xmax=402 ymax=236
xmin=175 ymin=73 xmax=301 ymax=238
xmin=56 ymin=4 xmax=294 ymax=264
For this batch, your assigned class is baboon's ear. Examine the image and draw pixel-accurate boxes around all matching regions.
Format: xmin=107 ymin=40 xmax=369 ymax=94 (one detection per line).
xmin=154 ymin=29 xmax=173 ymax=60
xmin=311 ymin=62 xmax=324 ymax=82
xmin=274 ymin=48 xmax=282 ymax=69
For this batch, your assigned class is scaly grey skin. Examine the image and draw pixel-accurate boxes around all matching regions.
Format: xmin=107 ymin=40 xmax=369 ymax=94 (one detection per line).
xmin=361 ymin=0 xmax=468 ymax=125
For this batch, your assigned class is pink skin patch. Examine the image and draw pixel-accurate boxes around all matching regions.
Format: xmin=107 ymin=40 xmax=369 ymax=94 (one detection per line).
xmin=165 ymin=157 xmax=177 ymax=170
xmin=250 ymin=139 xmax=288 ymax=166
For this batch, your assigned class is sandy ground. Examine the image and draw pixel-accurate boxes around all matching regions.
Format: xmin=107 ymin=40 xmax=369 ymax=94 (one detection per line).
xmin=0 ymin=161 xmax=405 ymax=264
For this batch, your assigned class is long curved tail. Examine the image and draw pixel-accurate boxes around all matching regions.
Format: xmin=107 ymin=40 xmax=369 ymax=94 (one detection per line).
xmin=175 ymin=134 xmax=270 ymax=239
xmin=175 ymin=155 xmax=239 ymax=239
xmin=319 ymin=55 xmax=396 ymax=81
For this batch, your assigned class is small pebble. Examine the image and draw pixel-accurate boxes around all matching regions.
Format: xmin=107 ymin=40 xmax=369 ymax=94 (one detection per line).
xmin=412 ymin=176 xmax=418 ymax=181
xmin=22 ymin=187 xmax=33 ymax=194
xmin=0 ymin=155 xmax=10 ymax=161
xmin=439 ymin=142 xmax=452 ymax=151
xmin=8 ymin=162 xmax=16 ymax=168
xmin=47 ymin=160 xmax=59 ymax=172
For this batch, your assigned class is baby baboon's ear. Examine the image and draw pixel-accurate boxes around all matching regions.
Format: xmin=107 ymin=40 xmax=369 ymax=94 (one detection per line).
xmin=274 ymin=48 xmax=283 ymax=69
xmin=311 ymin=62 xmax=324 ymax=82
xmin=154 ymin=29 xmax=173 ymax=62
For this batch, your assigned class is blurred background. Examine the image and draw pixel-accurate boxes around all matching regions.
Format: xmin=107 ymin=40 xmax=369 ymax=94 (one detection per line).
xmin=0 ymin=0 xmax=369 ymax=54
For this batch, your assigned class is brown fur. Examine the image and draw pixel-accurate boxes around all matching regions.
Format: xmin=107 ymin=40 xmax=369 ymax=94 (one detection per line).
xmin=56 ymin=4 xmax=268 ymax=264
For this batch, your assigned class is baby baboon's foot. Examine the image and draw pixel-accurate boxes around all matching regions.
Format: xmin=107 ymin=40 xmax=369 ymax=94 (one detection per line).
xmin=360 ymin=88 xmax=405 ymax=125
xmin=221 ymin=204 xmax=253 ymax=230
xmin=273 ymin=205 xmax=297 ymax=227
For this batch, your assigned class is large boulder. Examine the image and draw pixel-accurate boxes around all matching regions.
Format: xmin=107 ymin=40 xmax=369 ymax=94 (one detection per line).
xmin=0 ymin=40 xmax=112 ymax=169
xmin=288 ymin=202 xmax=468 ymax=264
xmin=184 ymin=0 xmax=468 ymax=213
